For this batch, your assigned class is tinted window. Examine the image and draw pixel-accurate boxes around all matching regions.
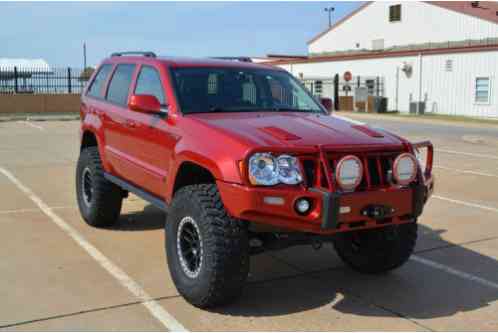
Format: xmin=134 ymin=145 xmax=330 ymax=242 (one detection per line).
xmin=87 ymin=64 xmax=112 ymax=98
xmin=171 ymin=67 xmax=323 ymax=114
xmin=134 ymin=66 xmax=166 ymax=105
xmin=106 ymin=64 xmax=136 ymax=106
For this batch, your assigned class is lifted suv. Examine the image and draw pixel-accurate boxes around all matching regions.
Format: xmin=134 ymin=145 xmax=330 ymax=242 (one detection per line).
xmin=77 ymin=51 xmax=434 ymax=308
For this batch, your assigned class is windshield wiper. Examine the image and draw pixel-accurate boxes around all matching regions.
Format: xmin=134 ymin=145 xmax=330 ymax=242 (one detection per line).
xmin=208 ymin=106 xmax=228 ymax=113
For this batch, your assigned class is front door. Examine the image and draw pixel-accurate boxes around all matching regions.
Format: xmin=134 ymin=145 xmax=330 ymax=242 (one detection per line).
xmin=123 ymin=64 xmax=176 ymax=197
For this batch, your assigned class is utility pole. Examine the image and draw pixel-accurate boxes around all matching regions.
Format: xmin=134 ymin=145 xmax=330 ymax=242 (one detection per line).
xmin=83 ymin=42 xmax=87 ymax=69
xmin=324 ymin=7 xmax=335 ymax=28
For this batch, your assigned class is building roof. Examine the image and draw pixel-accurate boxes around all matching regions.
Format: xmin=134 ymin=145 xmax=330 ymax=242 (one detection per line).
xmin=308 ymin=1 xmax=498 ymax=45
xmin=307 ymin=2 xmax=372 ymax=45
xmin=267 ymin=43 xmax=498 ymax=66
xmin=0 ymin=58 xmax=51 ymax=71
xmin=430 ymin=1 xmax=498 ymax=24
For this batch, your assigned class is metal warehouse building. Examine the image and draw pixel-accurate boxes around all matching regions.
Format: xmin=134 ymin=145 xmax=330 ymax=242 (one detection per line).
xmin=271 ymin=1 xmax=498 ymax=118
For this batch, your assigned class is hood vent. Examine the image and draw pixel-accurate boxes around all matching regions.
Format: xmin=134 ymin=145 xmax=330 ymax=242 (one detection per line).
xmin=351 ymin=125 xmax=384 ymax=138
xmin=259 ymin=126 xmax=301 ymax=141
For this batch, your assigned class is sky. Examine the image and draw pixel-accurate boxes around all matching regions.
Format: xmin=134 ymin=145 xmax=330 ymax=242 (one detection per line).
xmin=1 ymin=1 xmax=363 ymax=68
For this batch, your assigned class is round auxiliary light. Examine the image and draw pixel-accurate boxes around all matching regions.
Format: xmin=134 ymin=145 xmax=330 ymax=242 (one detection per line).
xmin=393 ymin=153 xmax=418 ymax=185
xmin=336 ymin=155 xmax=363 ymax=191
xmin=295 ymin=198 xmax=311 ymax=215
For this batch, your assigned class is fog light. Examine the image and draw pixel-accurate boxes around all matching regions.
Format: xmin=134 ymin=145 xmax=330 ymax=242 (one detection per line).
xmin=295 ymin=198 xmax=311 ymax=214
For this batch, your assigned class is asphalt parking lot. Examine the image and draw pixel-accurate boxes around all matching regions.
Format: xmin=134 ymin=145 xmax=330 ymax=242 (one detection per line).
xmin=1 ymin=114 xmax=498 ymax=331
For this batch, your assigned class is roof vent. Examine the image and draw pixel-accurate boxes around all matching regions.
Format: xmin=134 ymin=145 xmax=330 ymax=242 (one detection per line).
xmin=471 ymin=1 xmax=479 ymax=8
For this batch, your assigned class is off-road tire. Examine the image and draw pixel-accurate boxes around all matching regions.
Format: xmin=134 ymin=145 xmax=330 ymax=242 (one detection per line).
xmin=165 ymin=184 xmax=249 ymax=308
xmin=76 ymin=147 xmax=123 ymax=227
xmin=333 ymin=222 xmax=417 ymax=274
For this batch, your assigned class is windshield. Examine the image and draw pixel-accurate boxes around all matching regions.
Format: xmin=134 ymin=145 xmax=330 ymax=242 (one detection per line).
xmin=170 ymin=67 xmax=324 ymax=114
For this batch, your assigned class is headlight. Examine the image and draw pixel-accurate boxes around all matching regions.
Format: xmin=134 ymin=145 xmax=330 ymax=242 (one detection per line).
xmin=335 ymin=155 xmax=363 ymax=191
xmin=277 ymin=155 xmax=303 ymax=185
xmin=248 ymin=153 xmax=303 ymax=186
xmin=393 ymin=153 xmax=417 ymax=185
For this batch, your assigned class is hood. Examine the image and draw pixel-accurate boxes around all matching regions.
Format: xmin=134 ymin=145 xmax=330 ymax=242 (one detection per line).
xmin=189 ymin=112 xmax=404 ymax=149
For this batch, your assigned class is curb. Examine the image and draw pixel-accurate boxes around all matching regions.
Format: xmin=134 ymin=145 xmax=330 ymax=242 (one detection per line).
xmin=0 ymin=114 xmax=80 ymax=122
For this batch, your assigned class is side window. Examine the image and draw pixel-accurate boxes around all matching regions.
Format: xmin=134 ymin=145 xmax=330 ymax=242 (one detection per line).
xmin=475 ymin=77 xmax=491 ymax=104
xmin=87 ymin=64 xmax=112 ymax=98
xmin=106 ymin=64 xmax=136 ymax=106
xmin=134 ymin=66 xmax=166 ymax=105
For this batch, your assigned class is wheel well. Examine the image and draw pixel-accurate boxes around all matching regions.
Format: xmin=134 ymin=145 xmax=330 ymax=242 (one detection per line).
xmin=173 ymin=162 xmax=216 ymax=194
xmin=81 ymin=131 xmax=98 ymax=151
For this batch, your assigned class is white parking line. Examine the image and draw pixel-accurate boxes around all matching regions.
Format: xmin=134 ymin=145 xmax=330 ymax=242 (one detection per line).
xmin=433 ymin=195 xmax=498 ymax=214
xmin=0 ymin=167 xmax=187 ymax=332
xmin=0 ymin=206 xmax=76 ymax=215
xmin=412 ymin=255 xmax=498 ymax=291
xmin=20 ymin=121 xmax=44 ymax=131
xmin=436 ymin=149 xmax=498 ymax=160
xmin=434 ymin=165 xmax=498 ymax=178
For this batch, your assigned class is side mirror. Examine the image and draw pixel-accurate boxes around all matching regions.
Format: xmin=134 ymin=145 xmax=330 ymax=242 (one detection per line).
xmin=128 ymin=94 xmax=161 ymax=114
xmin=320 ymin=97 xmax=333 ymax=113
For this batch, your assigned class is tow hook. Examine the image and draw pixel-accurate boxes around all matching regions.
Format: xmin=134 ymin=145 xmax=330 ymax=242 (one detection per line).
xmin=311 ymin=237 xmax=323 ymax=250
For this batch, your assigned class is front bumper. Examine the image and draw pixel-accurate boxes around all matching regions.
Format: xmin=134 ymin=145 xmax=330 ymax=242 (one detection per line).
xmin=217 ymin=177 xmax=433 ymax=235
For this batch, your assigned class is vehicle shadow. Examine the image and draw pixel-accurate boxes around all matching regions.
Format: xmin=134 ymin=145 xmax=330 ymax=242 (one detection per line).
xmin=102 ymin=204 xmax=498 ymax=322
xmin=104 ymin=204 xmax=166 ymax=231
xmin=212 ymin=224 xmax=498 ymax=322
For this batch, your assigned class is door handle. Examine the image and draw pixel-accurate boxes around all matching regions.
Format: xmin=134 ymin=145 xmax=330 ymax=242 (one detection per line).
xmin=126 ymin=120 xmax=137 ymax=128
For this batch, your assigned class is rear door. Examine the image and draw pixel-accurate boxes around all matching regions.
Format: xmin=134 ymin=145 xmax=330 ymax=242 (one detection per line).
xmin=101 ymin=63 xmax=139 ymax=182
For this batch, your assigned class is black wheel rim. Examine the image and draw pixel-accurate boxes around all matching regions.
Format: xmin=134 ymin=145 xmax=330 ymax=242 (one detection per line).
xmin=82 ymin=167 xmax=93 ymax=207
xmin=177 ymin=216 xmax=203 ymax=278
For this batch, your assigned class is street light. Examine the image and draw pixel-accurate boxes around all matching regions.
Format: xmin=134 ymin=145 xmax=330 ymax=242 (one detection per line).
xmin=324 ymin=7 xmax=335 ymax=28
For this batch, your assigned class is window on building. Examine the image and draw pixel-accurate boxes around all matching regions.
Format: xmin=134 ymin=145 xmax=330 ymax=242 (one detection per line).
xmin=207 ymin=73 xmax=218 ymax=94
xmin=87 ymin=64 xmax=112 ymax=98
xmin=106 ymin=64 xmax=136 ymax=106
xmin=134 ymin=66 xmax=166 ymax=105
xmin=475 ymin=77 xmax=491 ymax=104
xmin=445 ymin=59 xmax=453 ymax=72
xmin=389 ymin=4 xmax=401 ymax=22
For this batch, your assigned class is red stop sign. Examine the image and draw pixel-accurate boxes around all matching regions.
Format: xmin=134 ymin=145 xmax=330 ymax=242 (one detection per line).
xmin=343 ymin=71 xmax=352 ymax=82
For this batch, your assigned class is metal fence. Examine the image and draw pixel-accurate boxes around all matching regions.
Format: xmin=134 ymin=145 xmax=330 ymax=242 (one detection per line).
xmin=301 ymin=75 xmax=385 ymax=98
xmin=0 ymin=67 xmax=90 ymax=94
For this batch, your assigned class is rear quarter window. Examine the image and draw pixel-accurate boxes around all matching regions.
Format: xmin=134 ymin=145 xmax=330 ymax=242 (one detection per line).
xmin=86 ymin=64 xmax=113 ymax=98
xmin=106 ymin=64 xmax=136 ymax=106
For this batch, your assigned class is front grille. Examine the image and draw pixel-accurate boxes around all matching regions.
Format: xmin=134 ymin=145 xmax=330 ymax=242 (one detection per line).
xmin=299 ymin=150 xmax=403 ymax=191
xmin=329 ymin=152 xmax=399 ymax=190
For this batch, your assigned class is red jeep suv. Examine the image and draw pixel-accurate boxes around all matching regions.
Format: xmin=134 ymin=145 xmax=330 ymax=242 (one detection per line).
xmin=77 ymin=51 xmax=434 ymax=308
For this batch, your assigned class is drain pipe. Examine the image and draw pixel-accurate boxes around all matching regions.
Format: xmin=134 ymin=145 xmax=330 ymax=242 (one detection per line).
xmin=418 ymin=53 xmax=423 ymax=114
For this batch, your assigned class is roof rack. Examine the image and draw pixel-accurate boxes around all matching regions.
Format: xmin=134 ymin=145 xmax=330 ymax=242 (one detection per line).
xmin=111 ymin=51 xmax=157 ymax=58
xmin=210 ymin=56 xmax=253 ymax=63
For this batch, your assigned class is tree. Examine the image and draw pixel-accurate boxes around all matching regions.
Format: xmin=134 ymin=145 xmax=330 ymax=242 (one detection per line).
xmin=79 ymin=67 xmax=95 ymax=82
